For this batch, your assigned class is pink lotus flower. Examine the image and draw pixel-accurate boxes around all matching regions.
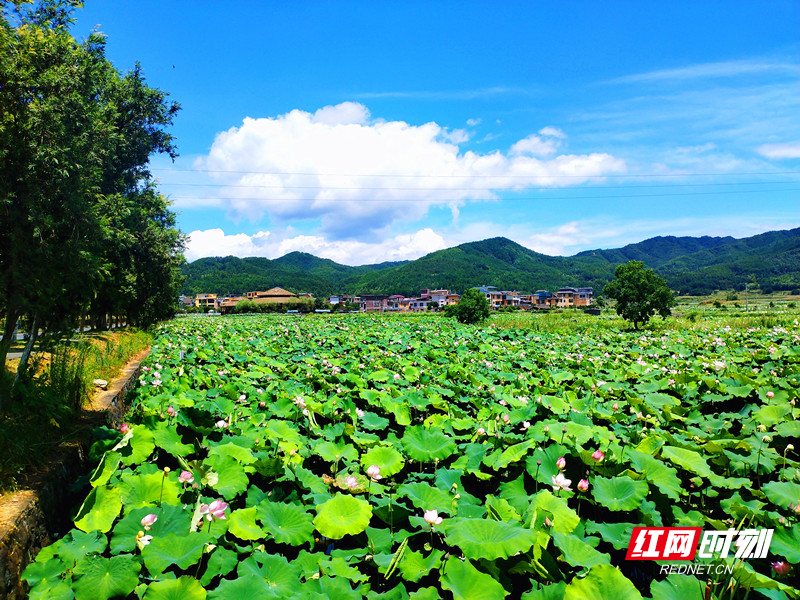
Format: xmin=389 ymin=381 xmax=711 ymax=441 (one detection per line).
xmin=556 ymin=456 xmax=566 ymax=470
xmin=166 ymin=405 xmax=176 ymax=417
xmin=551 ymin=473 xmax=572 ymax=492
xmin=119 ymin=423 xmax=130 ymax=434
xmin=592 ymin=450 xmax=605 ymax=462
xmin=522 ymin=421 xmax=530 ymax=430
xmin=135 ymin=532 xmax=153 ymax=549
xmin=502 ymin=414 xmax=510 ymax=424
xmin=423 ymin=509 xmax=443 ymax=526
xmin=356 ymin=408 xmax=365 ymax=418
xmin=215 ymin=419 xmax=228 ymax=429
xmin=477 ymin=427 xmax=486 ymax=435
xmin=577 ymin=479 xmax=589 ymax=492
xmin=766 ymin=391 xmax=775 ymax=398
xmin=293 ymin=396 xmax=306 ymax=409
xmin=199 ymin=499 xmax=228 ymax=521
xmin=344 ymin=476 xmax=358 ymax=489
xmin=393 ymin=373 xmax=401 ymax=381
xmin=258 ymin=401 xmax=266 ymax=408
xmin=367 ymin=465 xmax=382 ymax=481
xmin=140 ymin=513 xmax=157 ymax=530
xmin=772 ymin=561 xmax=790 ymax=576
xmin=612 ymin=402 xmax=619 ymax=411
xmin=178 ymin=470 xmax=194 ymax=484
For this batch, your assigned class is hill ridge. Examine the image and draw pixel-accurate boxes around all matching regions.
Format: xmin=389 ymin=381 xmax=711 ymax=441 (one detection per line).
xmin=181 ymin=227 xmax=800 ymax=297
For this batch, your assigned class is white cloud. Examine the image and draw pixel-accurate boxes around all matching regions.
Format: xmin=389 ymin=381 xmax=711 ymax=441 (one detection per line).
xmin=192 ymin=103 xmax=626 ymax=240
xmin=466 ymin=118 xmax=482 ymax=127
xmin=185 ymin=227 xmax=448 ymax=265
xmin=510 ymin=136 xmax=556 ymax=157
xmin=538 ymin=126 xmax=566 ymax=139
xmin=311 ymin=102 xmax=370 ymax=125
xmin=608 ymin=58 xmax=799 ymax=85
xmin=757 ymin=142 xmax=800 ymax=159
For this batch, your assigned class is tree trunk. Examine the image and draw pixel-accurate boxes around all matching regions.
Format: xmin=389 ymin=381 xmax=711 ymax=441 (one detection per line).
xmin=12 ymin=314 xmax=39 ymax=393
xmin=0 ymin=308 xmax=20 ymax=411
xmin=0 ymin=309 xmax=18 ymax=368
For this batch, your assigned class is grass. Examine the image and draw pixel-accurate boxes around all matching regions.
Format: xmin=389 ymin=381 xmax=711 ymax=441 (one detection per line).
xmin=489 ymin=302 xmax=800 ymax=333
xmin=0 ymin=329 xmax=152 ymax=492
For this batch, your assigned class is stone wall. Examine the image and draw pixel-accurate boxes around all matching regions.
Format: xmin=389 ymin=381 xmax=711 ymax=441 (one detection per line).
xmin=0 ymin=351 xmax=148 ymax=600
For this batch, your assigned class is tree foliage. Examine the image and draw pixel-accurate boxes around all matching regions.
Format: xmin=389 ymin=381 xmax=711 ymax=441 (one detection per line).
xmin=0 ymin=0 xmax=183 ymax=400
xmin=445 ymin=288 xmax=490 ymax=325
xmin=603 ymin=261 xmax=675 ymax=329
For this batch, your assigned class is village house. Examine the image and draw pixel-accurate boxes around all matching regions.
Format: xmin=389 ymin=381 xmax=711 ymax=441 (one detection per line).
xmin=475 ymin=286 xmax=521 ymax=309
xmin=532 ymin=287 xmax=593 ymax=308
xmin=195 ymin=293 xmax=219 ymax=310
xmin=358 ymin=295 xmax=390 ymax=312
xmin=429 ymin=289 xmax=460 ymax=307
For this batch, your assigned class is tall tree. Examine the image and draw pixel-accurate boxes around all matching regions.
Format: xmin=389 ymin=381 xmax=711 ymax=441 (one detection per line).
xmin=0 ymin=0 xmax=182 ymax=402
xmin=603 ymin=260 xmax=676 ymax=329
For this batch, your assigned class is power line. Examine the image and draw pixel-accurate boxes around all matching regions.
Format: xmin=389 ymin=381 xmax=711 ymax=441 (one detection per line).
xmin=154 ymin=180 xmax=800 ymax=192
xmin=167 ymin=187 xmax=800 ymax=203
xmin=151 ymin=167 xmax=800 ymax=179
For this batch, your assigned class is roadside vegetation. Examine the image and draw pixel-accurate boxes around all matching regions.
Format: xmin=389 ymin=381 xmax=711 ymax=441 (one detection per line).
xmin=0 ymin=1 xmax=184 ymax=408
xmin=0 ymin=329 xmax=152 ymax=492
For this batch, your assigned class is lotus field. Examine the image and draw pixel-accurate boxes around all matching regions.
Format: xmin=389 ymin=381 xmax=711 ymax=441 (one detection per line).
xmin=24 ymin=315 xmax=800 ymax=599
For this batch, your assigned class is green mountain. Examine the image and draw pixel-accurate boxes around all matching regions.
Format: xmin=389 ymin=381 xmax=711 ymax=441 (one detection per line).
xmin=180 ymin=228 xmax=800 ymax=297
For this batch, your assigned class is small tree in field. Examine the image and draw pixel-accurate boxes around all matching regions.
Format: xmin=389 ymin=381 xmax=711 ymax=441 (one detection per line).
xmin=603 ymin=260 xmax=675 ymax=329
xmin=446 ymin=288 xmax=491 ymax=324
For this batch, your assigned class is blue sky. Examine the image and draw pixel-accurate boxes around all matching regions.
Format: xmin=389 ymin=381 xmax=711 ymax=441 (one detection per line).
xmin=73 ymin=1 xmax=800 ymax=265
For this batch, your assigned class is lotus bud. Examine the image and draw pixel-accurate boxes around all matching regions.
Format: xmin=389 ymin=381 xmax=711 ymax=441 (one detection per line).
xmin=772 ymin=561 xmax=791 ymax=576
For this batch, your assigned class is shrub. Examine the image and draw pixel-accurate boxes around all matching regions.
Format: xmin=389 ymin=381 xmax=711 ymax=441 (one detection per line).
xmin=446 ymin=288 xmax=490 ymax=324
xmin=603 ymin=260 xmax=676 ymax=329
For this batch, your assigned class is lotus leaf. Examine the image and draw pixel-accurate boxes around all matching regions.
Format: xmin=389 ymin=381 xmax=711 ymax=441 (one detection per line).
xmin=398 ymin=549 xmax=445 ymax=583
xmin=552 ymin=532 xmax=610 ymax=568
xmin=591 ymin=476 xmax=649 ymax=512
xmin=142 ymin=531 xmax=213 ymax=575
xmin=74 ymin=485 xmax=122 ymax=533
xmin=627 ymin=449 xmax=682 ymax=500
xmin=444 ymin=517 xmax=537 ymax=560
xmin=256 ymin=501 xmax=315 ymax=545
xmin=118 ymin=471 xmax=180 ymax=510
xmin=313 ymin=493 xmax=373 ymax=539
xmin=237 ymin=552 xmax=302 ymax=595
xmin=227 ymin=507 xmax=265 ymax=540
xmin=361 ymin=445 xmax=406 ymax=476
xmin=650 ymin=574 xmax=705 ymax=600
xmin=73 ymin=555 xmax=140 ymax=600
xmin=401 ymin=426 xmax=456 ymax=462
xmin=441 ymin=558 xmax=508 ymax=599
xmin=143 ymin=576 xmax=207 ymax=600
xmin=563 ymin=564 xmax=642 ymax=599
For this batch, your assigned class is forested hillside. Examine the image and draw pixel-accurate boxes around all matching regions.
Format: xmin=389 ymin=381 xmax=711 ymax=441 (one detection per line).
xmin=182 ymin=228 xmax=800 ymax=297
